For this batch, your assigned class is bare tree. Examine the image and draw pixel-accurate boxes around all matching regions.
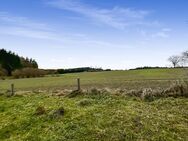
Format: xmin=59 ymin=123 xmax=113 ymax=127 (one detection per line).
xmin=180 ymin=51 xmax=188 ymax=67
xmin=182 ymin=51 xmax=188 ymax=60
xmin=168 ymin=55 xmax=181 ymax=68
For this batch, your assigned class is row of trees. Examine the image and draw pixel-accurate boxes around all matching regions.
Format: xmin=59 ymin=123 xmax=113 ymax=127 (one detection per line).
xmin=0 ymin=49 xmax=38 ymax=76
xmin=56 ymin=67 xmax=108 ymax=74
xmin=45 ymin=67 xmax=111 ymax=75
xmin=12 ymin=68 xmax=46 ymax=79
xmin=168 ymin=50 xmax=188 ymax=67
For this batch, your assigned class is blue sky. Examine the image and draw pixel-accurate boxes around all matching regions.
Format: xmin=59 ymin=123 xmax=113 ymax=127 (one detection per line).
xmin=0 ymin=0 xmax=188 ymax=69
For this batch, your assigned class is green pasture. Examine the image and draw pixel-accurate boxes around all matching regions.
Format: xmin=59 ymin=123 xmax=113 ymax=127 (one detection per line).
xmin=0 ymin=93 xmax=187 ymax=141
xmin=0 ymin=68 xmax=188 ymax=140
xmin=0 ymin=68 xmax=187 ymax=91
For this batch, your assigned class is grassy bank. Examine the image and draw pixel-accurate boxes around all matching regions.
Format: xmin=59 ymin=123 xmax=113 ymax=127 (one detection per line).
xmin=0 ymin=93 xmax=187 ymax=141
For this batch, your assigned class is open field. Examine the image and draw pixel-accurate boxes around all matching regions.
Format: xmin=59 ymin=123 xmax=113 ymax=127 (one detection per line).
xmin=1 ymin=0 xmax=188 ymax=140
xmin=0 ymin=68 xmax=187 ymax=91
xmin=0 ymin=68 xmax=188 ymax=140
xmin=0 ymin=93 xmax=188 ymax=141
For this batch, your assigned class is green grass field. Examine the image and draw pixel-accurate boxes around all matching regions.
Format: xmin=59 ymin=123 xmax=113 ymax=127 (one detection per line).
xmin=0 ymin=68 xmax=187 ymax=91
xmin=0 ymin=93 xmax=187 ymax=141
xmin=0 ymin=68 xmax=188 ymax=140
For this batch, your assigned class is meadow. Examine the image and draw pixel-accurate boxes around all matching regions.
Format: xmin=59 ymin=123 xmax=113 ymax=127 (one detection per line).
xmin=0 ymin=68 xmax=187 ymax=91
xmin=0 ymin=68 xmax=188 ymax=141
xmin=0 ymin=92 xmax=187 ymax=141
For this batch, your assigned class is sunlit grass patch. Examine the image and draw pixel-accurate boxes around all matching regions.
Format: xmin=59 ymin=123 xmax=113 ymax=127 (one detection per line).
xmin=0 ymin=93 xmax=187 ymax=141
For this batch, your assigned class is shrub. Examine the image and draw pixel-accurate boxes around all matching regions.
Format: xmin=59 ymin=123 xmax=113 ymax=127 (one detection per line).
xmin=0 ymin=69 xmax=7 ymax=79
xmin=141 ymin=88 xmax=155 ymax=101
xmin=12 ymin=68 xmax=46 ymax=78
xmin=12 ymin=69 xmax=21 ymax=79
xmin=163 ymin=80 xmax=188 ymax=98
xmin=125 ymin=80 xmax=188 ymax=100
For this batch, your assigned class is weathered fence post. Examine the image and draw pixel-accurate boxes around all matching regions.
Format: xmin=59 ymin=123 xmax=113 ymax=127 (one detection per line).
xmin=77 ymin=78 xmax=80 ymax=91
xmin=11 ymin=83 xmax=14 ymax=96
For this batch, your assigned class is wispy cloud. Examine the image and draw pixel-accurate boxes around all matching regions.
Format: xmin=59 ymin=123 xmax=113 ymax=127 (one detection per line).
xmin=152 ymin=32 xmax=169 ymax=38
xmin=0 ymin=11 xmax=131 ymax=49
xmin=0 ymin=12 xmax=86 ymax=41
xmin=152 ymin=28 xmax=171 ymax=38
xmin=0 ymin=11 xmax=58 ymax=40
xmin=0 ymin=26 xmax=58 ymax=40
xmin=46 ymin=0 xmax=159 ymax=29
xmin=0 ymin=12 xmax=49 ymax=30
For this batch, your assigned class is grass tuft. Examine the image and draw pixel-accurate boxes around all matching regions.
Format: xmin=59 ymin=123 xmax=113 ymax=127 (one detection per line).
xmin=66 ymin=90 xmax=83 ymax=98
xmin=34 ymin=106 xmax=46 ymax=116
xmin=163 ymin=80 xmax=188 ymax=98
xmin=50 ymin=107 xmax=65 ymax=119
xmin=77 ymin=98 xmax=92 ymax=107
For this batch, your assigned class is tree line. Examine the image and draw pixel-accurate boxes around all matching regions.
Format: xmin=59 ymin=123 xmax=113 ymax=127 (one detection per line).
xmin=168 ymin=50 xmax=188 ymax=67
xmin=56 ymin=67 xmax=111 ymax=74
xmin=1 ymin=48 xmax=187 ymax=79
xmin=45 ymin=67 xmax=111 ymax=75
xmin=0 ymin=49 xmax=39 ymax=77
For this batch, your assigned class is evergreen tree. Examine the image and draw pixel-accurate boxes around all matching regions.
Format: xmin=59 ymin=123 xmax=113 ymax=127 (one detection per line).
xmin=0 ymin=49 xmax=38 ymax=76
xmin=0 ymin=49 xmax=22 ymax=75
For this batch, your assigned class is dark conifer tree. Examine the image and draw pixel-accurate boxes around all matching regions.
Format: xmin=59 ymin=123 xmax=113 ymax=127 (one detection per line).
xmin=0 ymin=49 xmax=38 ymax=76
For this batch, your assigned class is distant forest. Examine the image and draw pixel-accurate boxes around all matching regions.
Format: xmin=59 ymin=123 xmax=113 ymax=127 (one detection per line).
xmin=0 ymin=49 xmax=38 ymax=76
xmin=0 ymin=49 xmax=111 ymax=78
xmin=1 ymin=49 xmax=187 ymax=78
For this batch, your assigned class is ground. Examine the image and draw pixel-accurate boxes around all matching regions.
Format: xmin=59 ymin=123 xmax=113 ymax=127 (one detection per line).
xmin=0 ymin=68 xmax=188 ymax=141
xmin=0 ymin=93 xmax=187 ymax=141
xmin=0 ymin=68 xmax=187 ymax=91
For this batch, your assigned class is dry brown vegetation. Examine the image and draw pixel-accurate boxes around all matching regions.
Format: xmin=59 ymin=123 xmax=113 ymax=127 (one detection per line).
xmin=24 ymin=80 xmax=187 ymax=101
xmin=12 ymin=68 xmax=46 ymax=78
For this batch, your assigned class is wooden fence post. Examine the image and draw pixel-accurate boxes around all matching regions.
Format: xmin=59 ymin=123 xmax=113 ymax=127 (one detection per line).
xmin=11 ymin=83 xmax=14 ymax=96
xmin=77 ymin=78 xmax=80 ymax=91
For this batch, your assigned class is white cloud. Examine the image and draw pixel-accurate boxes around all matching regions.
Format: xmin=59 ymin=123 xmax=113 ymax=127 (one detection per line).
xmin=0 ymin=12 xmax=49 ymax=30
xmin=152 ymin=32 xmax=169 ymax=38
xmin=0 ymin=12 xmax=84 ymax=41
xmin=46 ymin=0 xmax=158 ymax=29
xmin=0 ymin=26 xmax=59 ymax=40
xmin=0 ymin=11 xmax=59 ymax=40
xmin=152 ymin=28 xmax=171 ymax=38
xmin=0 ymin=11 xmax=132 ymax=50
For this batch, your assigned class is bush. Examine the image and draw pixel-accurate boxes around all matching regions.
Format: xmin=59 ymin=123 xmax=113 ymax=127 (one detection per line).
xmin=0 ymin=69 xmax=7 ymax=78
xmin=124 ymin=80 xmax=188 ymax=100
xmin=163 ymin=80 xmax=188 ymax=98
xmin=141 ymin=88 xmax=155 ymax=101
xmin=12 ymin=68 xmax=46 ymax=79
